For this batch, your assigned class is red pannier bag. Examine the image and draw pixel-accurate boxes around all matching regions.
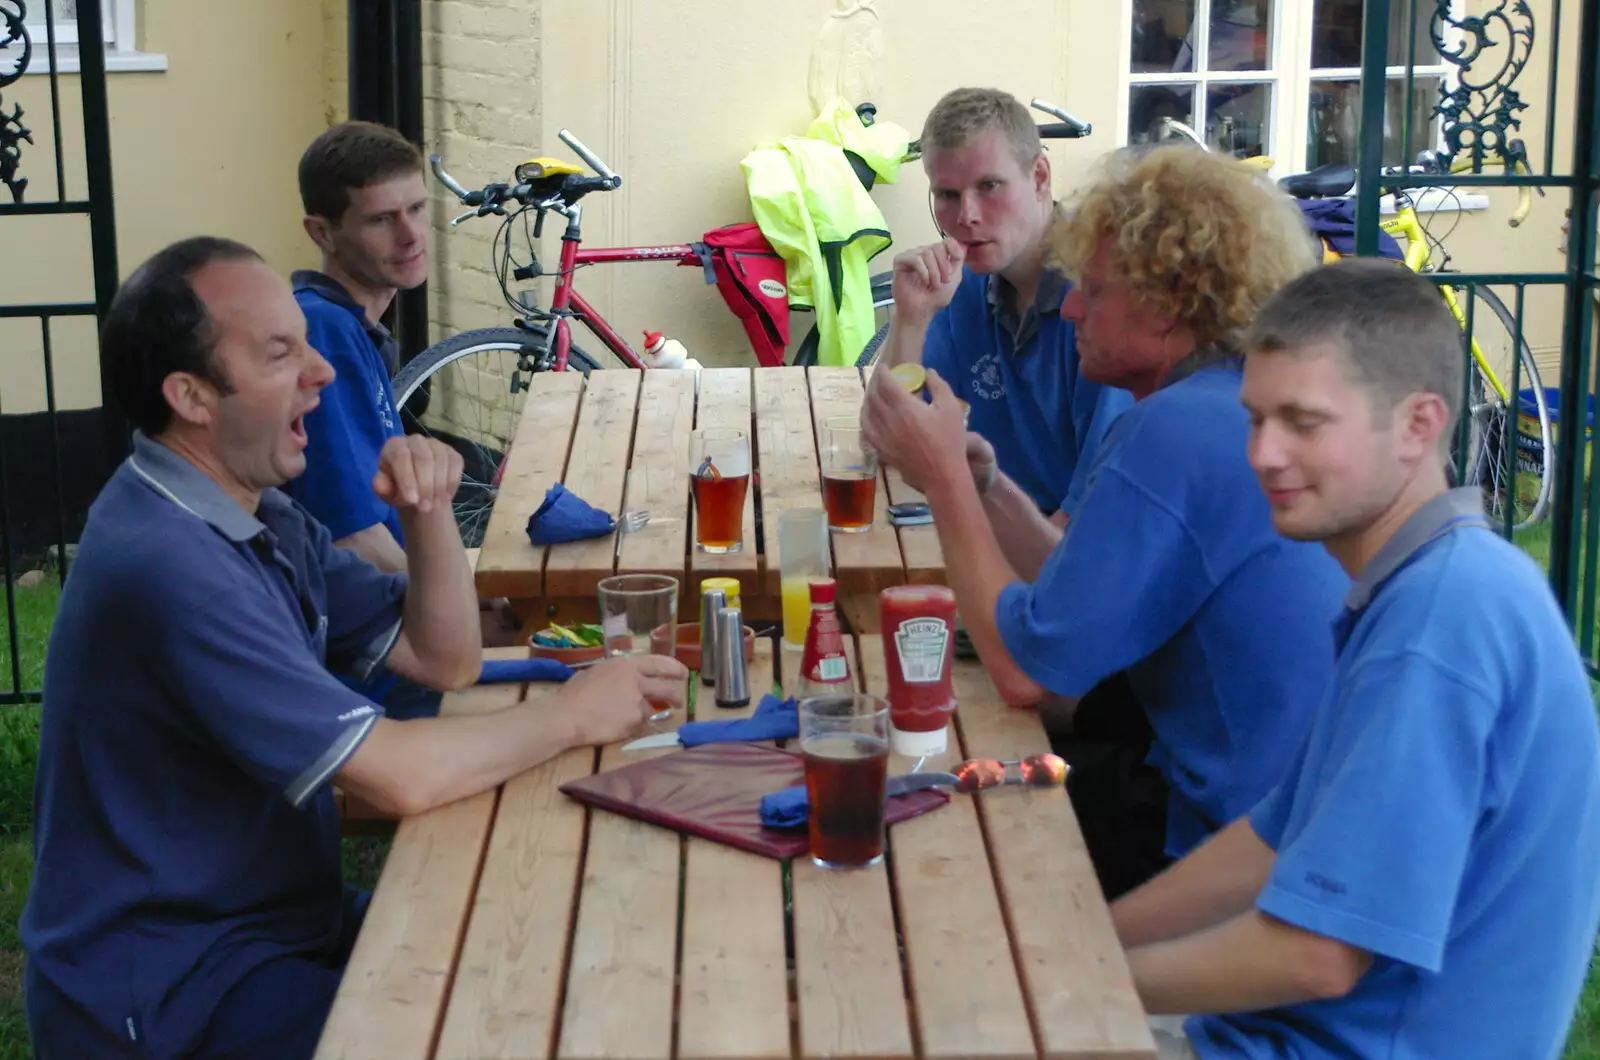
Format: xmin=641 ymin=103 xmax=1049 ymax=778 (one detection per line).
xmin=694 ymin=223 xmax=791 ymax=367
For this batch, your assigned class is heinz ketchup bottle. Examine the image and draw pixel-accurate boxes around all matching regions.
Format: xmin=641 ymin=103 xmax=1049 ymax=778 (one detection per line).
xmin=879 ymin=585 xmax=959 ymax=756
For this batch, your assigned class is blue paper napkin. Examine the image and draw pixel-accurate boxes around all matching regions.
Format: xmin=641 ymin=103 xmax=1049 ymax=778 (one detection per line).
xmin=758 ymin=786 xmax=810 ymax=829
xmin=527 ymin=483 xmax=616 ymax=546
xmin=477 ymin=658 xmax=575 ymax=684
xmin=677 ymin=693 xmax=798 ymax=747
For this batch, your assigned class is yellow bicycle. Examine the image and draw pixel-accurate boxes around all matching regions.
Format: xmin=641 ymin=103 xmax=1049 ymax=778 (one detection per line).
xmin=1278 ymin=146 xmax=1552 ymax=531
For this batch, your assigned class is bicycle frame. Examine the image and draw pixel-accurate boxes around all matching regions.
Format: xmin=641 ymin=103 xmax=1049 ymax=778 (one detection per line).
xmin=1381 ymin=203 xmax=1512 ymax=405
xmin=540 ymin=202 xmax=705 ymax=371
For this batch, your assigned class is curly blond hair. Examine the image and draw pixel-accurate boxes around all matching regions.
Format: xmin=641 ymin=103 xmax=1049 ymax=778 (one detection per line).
xmin=1048 ymin=145 xmax=1318 ymax=348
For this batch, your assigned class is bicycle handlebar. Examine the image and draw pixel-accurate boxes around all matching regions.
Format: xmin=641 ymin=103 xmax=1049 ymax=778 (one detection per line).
xmin=1030 ymin=99 xmax=1092 ymax=137
xmin=1391 ymin=139 xmax=1536 ymax=228
xmin=559 ymin=129 xmax=622 ymax=189
xmin=429 ymin=155 xmax=482 ymax=205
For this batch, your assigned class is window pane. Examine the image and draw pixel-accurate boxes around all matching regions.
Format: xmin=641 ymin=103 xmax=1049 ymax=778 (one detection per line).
xmin=1129 ymin=83 xmax=1197 ymax=145
xmin=1312 ymin=0 xmax=1444 ymax=69
xmin=1132 ymin=0 xmax=1196 ymax=73
xmin=1306 ymin=75 xmax=1445 ymax=169
xmin=1210 ymin=0 xmax=1272 ymax=72
xmin=1207 ymin=83 xmax=1271 ymax=158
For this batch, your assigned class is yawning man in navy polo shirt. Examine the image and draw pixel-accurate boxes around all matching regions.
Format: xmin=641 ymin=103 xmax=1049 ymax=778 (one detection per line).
xmin=1119 ymin=261 xmax=1600 ymax=1059
xmin=865 ymin=146 xmax=1346 ymax=900
xmin=22 ymin=237 xmax=687 ymax=1060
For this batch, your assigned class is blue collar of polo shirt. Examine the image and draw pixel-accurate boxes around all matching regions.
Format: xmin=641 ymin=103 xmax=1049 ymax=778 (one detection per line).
xmin=1343 ymin=486 xmax=1489 ymax=612
xmin=127 ymin=431 xmax=267 ymax=543
xmin=291 ymin=269 xmax=399 ymax=375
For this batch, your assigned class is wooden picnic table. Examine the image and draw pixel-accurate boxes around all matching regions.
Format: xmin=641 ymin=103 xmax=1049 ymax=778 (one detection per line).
xmin=472 ymin=367 xmax=945 ymax=633
xmin=314 ymin=639 xmax=1155 ymax=1060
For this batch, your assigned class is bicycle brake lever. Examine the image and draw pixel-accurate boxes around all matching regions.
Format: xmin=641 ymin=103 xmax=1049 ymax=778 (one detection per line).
xmin=450 ymin=208 xmax=478 ymax=227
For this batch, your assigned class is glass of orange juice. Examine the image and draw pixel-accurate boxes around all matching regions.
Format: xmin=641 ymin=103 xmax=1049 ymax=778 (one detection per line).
xmin=778 ymin=508 xmax=830 ymax=651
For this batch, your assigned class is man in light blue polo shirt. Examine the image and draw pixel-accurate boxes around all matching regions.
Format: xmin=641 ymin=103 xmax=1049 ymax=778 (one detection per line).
xmin=21 ymin=237 xmax=687 ymax=1060
xmin=866 ymin=146 xmax=1342 ymax=899
xmin=1112 ymin=259 xmax=1600 ymax=1059
xmin=877 ymin=87 xmax=1132 ymax=516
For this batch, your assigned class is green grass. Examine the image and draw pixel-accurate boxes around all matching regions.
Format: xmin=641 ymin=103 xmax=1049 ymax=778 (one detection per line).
xmin=2 ymin=557 xmax=1600 ymax=1058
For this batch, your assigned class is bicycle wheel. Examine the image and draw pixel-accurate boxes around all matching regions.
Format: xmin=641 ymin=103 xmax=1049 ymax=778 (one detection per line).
xmin=792 ymin=272 xmax=895 ymax=367
xmin=1450 ymin=286 xmax=1553 ymax=532
xmin=393 ymin=327 xmax=599 ymax=547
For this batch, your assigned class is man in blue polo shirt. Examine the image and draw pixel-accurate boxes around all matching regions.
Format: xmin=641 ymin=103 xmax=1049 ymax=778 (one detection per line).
xmin=865 ymin=146 xmax=1342 ymax=899
xmin=876 ymin=87 xmax=1133 ymax=516
xmin=21 ymin=237 xmax=686 ymax=1060
xmin=285 ymin=121 xmax=515 ymax=717
xmin=1112 ymin=260 xmax=1600 ymax=1059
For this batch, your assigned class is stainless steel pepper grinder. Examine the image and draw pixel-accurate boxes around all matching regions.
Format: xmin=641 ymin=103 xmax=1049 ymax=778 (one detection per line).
xmin=698 ymin=588 xmax=726 ymax=686
xmin=713 ymin=607 xmax=750 ymax=709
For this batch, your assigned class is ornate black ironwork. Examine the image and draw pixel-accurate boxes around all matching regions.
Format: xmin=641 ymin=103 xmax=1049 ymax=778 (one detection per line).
xmin=1430 ymin=0 xmax=1535 ymax=170
xmin=0 ymin=0 xmax=32 ymax=203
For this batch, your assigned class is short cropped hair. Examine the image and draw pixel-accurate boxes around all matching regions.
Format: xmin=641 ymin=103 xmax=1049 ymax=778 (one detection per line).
xmin=102 ymin=236 xmax=261 ymax=436
xmin=298 ymin=120 xmax=423 ymax=223
xmin=920 ymin=87 xmax=1043 ymax=171
xmin=1048 ymin=144 xmax=1319 ymax=349
xmin=1244 ymin=257 xmax=1464 ymax=433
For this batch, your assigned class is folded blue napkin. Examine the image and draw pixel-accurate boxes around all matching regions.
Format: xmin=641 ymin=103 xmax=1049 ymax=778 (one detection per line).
xmin=477 ymin=658 xmax=575 ymax=684
xmin=527 ymin=483 xmax=616 ymax=546
xmin=677 ymin=693 xmax=798 ymax=747
xmin=758 ymin=786 xmax=811 ymax=829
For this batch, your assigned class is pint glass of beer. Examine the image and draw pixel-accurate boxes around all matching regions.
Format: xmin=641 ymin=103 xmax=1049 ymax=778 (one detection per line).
xmin=689 ymin=428 xmax=750 ymax=553
xmin=799 ymin=693 xmax=891 ymax=869
xmin=820 ymin=416 xmax=877 ymax=533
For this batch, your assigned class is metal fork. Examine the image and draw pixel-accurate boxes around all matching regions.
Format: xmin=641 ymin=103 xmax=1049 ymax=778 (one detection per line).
xmin=619 ymin=509 xmax=651 ymax=533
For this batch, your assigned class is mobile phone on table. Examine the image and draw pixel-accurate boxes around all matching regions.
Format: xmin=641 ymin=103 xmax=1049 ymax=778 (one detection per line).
xmin=888 ymin=501 xmax=932 ymax=527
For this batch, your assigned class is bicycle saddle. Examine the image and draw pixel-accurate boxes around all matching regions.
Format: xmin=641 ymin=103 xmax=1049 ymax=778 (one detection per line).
xmin=1278 ymin=161 xmax=1356 ymax=200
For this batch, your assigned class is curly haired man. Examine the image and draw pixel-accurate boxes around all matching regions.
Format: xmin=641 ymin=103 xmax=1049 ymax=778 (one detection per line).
xmin=864 ymin=145 xmax=1348 ymax=900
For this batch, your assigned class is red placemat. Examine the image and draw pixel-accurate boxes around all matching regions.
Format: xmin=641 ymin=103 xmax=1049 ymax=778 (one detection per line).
xmin=559 ymin=742 xmax=948 ymax=860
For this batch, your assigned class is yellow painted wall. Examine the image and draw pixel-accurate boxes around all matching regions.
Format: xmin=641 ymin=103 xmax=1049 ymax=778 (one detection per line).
xmin=2 ymin=0 xmax=1589 ymax=406
xmin=0 ymin=0 xmax=334 ymax=414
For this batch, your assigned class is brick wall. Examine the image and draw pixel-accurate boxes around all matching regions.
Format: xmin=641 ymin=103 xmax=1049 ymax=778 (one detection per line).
xmin=321 ymin=0 xmax=539 ymax=349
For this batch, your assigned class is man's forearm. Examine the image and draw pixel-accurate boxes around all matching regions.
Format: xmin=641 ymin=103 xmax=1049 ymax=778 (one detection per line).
xmin=1127 ymin=910 xmax=1371 ymax=1015
xmin=923 ymin=465 xmax=1042 ymax=705
xmin=335 ymin=522 xmax=408 ymax=574
xmin=882 ymin=309 xmax=932 ymax=367
xmin=397 ymin=507 xmax=482 ymax=687
xmin=979 ymin=472 xmax=1064 ymax=581
xmin=340 ymin=702 xmax=579 ymax=817
xmin=1113 ymin=817 xmax=1277 ymax=948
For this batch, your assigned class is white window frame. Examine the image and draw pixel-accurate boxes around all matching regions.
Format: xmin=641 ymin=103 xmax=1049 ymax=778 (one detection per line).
xmin=9 ymin=0 xmax=165 ymax=74
xmin=1117 ymin=0 xmax=1484 ymax=211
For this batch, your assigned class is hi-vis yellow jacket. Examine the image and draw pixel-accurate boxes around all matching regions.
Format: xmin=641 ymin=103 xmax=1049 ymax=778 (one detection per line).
xmin=741 ymin=98 xmax=909 ymax=366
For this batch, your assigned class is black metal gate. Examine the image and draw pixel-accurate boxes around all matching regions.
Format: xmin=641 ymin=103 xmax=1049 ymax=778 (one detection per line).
xmin=0 ymin=0 xmax=120 ymax=705
xmin=1353 ymin=0 xmax=1600 ymax=666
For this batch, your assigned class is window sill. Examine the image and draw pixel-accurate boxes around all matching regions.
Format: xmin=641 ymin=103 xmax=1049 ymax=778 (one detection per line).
xmin=1380 ymin=188 xmax=1491 ymax=215
xmin=16 ymin=46 xmax=168 ymax=75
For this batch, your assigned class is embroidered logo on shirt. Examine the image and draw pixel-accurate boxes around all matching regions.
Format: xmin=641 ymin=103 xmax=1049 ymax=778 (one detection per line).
xmin=337 ymin=705 xmax=377 ymax=722
xmin=375 ymin=384 xmax=396 ymax=432
xmin=1305 ymin=871 xmax=1348 ymax=895
xmin=970 ymin=351 xmax=1005 ymax=401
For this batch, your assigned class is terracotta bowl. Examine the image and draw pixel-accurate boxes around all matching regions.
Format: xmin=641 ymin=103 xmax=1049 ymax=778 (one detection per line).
xmin=528 ymin=635 xmax=606 ymax=665
xmin=651 ymin=621 xmax=756 ymax=672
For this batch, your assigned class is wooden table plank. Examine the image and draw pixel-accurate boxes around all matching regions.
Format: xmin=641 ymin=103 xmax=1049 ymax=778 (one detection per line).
xmin=434 ymin=667 xmax=599 ymax=1059
xmin=545 ymin=370 xmax=644 ymax=599
xmin=955 ymin=670 xmax=1155 ymax=1059
xmin=616 ymin=370 xmax=696 ymax=585
xmin=753 ymin=367 xmax=826 ymax=598
xmin=557 ymin=658 xmax=696 ymax=1060
xmin=689 ymin=368 xmax=759 ymax=602
xmin=789 ymin=635 xmax=915 ymax=1060
xmin=476 ymin=371 xmax=586 ymax=601
xmin=315 ymin=648 xmax=531 ymax=1060
xmin=859 ymin=637 xmax=1034 ymax=1060
xmin=678 ymin=640 xmax=790 ymax=1060
xmin=807 ymin=368 xmax=905 ymax=625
